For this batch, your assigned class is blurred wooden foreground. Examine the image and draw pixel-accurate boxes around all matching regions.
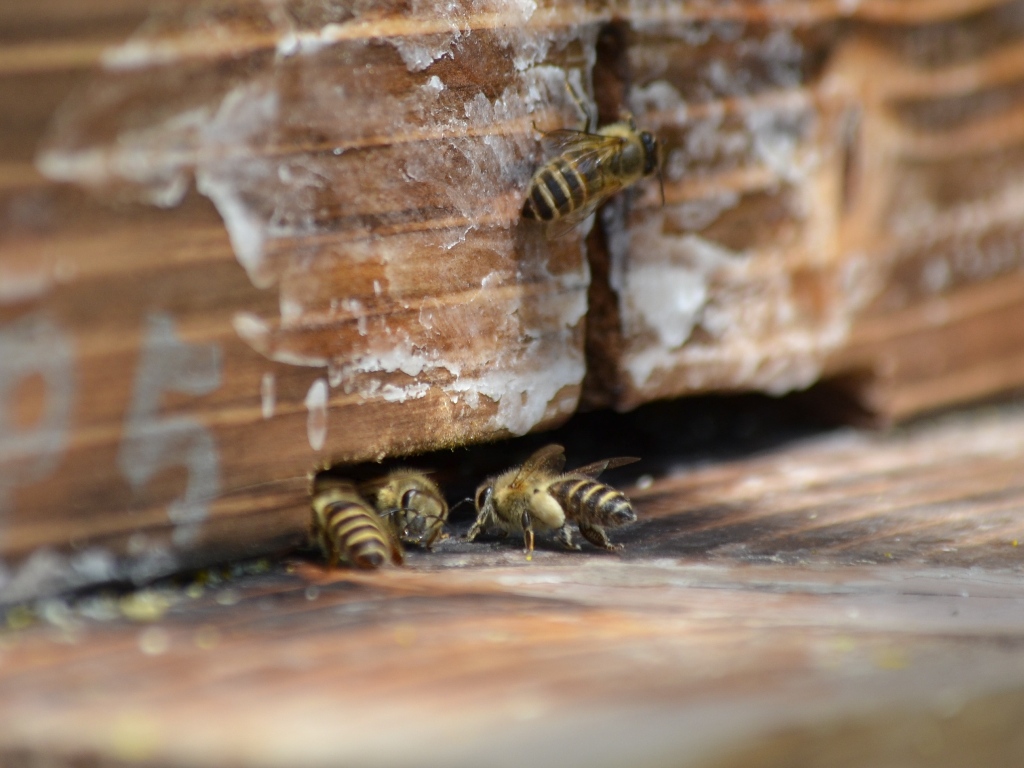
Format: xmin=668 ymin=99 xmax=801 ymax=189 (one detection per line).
xmin=3 ymin=401 xmax=1024 ymax=767
xmin=3 ymin=0 xmax=1024 ymax=599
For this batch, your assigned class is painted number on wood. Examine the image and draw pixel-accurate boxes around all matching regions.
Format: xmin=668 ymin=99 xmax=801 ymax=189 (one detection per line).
xmin=0 ymin=312 xmax=75 ymax=524
xmin=117 ymin=313 xmax=222 ymax=546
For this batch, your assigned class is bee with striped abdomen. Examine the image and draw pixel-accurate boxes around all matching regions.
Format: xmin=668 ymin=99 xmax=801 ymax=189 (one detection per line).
xmin=360 ymin=470 xmax=449 ymax=549
xmin=466 ymin=444 xmax=639 ymax=558
xmin=310 ymin=476 xmax=403 ymax=569
xmin=522 ymin=95 xmax=660 ymax=238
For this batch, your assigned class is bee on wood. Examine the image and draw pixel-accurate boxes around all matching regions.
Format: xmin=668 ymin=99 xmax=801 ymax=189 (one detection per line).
xmin=310 ymin=477 xmax=403 ymax=569
xmin=522 ymin=91 xmax=661 ymax=238
xmin=466 ymin=444 xmax=639 ymax=559
xmin=360 ymin=469 xmax=449 ymax=549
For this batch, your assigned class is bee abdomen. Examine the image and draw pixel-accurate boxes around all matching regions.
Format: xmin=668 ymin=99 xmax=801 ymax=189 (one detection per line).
xmin=322 ymin=499 xmax=391 ymax=569
xmin=548 ymin=479 xmax=636 ymax=527
xmin=522 ymin=158 xmax=588 ymax=222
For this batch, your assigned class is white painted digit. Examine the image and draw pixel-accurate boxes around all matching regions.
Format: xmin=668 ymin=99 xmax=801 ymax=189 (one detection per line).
xmin=117 ymin=313 xmax=222 ymax=546
xmin=0 ymin=312 xmax=75 ymax=523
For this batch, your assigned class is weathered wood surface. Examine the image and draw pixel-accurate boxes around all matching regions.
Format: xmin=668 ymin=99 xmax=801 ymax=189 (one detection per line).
xmin=586 ymin=0 xmax=1024 ymax=412
xmin=4 ymin=0 xmax=1024 ymax=601
xmin=2 ymin=0 xmax=601 ymax=600
xmin=2 ymin=402 xmax=1024 ymax=767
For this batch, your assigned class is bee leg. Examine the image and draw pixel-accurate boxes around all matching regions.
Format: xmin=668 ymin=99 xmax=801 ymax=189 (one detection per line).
xmin=578 ymin=522 xmax=622 ymax=552
xmin=565 ymin=79 xmax=593 ymax=133
xmin=424 ymin=525 xmax=450 ymax=550
xmin=464 ymin=517 xmax=484 ymax=542
xmin=380 ymin=510 xmax=404 ymax=540
xmin=556 ymin=525 xmax=581 ymax=551
xmin=389 ymin=539 xmax=405 ymax=567
xmin=520 ymin=510 xmax=535 ymax=560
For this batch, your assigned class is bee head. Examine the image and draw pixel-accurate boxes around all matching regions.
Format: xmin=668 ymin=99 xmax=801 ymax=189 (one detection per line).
xmin=640 ymin=132 xmax=659 ymax=176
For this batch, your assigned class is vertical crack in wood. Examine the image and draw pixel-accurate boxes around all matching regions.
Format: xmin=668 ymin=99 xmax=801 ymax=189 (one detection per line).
xmin=581 ymin=21 xmax=630 ymax=410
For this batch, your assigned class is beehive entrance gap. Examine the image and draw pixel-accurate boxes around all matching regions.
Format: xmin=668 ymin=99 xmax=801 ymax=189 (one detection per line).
xmin=319 ymin=390 xmax=834 ymax=535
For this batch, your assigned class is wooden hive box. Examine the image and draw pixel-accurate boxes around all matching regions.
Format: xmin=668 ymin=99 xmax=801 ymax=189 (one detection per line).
xmin=2 ymin=0 xmax=1024 ymax=601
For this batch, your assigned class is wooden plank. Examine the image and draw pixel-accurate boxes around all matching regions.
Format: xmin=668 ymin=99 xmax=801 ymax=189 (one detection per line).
xmin=0 ymin=0 xmax=600 ymax=597
xmin=583 ymin=0 xmax=1024 ymax=411
xmin=5 ymin=0 xmax=1024 ymax=602
xmin=2 ymin=402 xmax=1024 ymax=766
xmin=826 ymin=272 xmax=1024 ymax=421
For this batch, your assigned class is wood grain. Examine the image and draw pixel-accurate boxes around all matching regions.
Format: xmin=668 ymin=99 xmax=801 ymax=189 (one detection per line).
xmin=584 ymin=0 xmax=1024 ymax=412
xmin=4 ymin=0 xmax=1024 ymax=601
xmin=2 ymin=402 xmax=1024 ymax=767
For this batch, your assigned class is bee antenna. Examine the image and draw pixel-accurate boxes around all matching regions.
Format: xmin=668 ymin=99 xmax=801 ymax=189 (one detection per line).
xmin=449 ymin=497 xmax=475 ymax=514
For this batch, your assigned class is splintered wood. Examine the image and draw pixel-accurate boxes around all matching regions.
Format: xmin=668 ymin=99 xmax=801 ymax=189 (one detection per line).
xmin=3 ymin=403 xmax=1024 ymax=768
xmin=3 ymin=0 xmax=1024 ymax=598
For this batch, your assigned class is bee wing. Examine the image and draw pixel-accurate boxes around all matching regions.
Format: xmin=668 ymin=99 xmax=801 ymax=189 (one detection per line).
xmin=570 ymin=456 xmax=641 ymax=479
xmin=539 ymin=130 xmax=626 ymax=170
xmin=509 ymin=444 xmax=567 ymax=490
xmin=544 ymin=198 xmax=603 ymax=240
xmin=537 ymin=132 xmax=628 ymax=240
xmin=539 ymin=129 xmax=600 ymax=155
xmin=313 ymin=476 xmax=361 ymax=497
xmin=356 ymin=476 xmax=389 ymax=496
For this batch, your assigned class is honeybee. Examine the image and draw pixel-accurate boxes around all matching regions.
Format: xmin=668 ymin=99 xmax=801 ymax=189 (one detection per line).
xmin=310 ymin=476 xmax=403 ymax=569
xmin=360 ymin=469 xmax=449 ymax=549
xmin=466 ymin=444 xmax=639 ymax=558
xmin=522 ymin=104 xmax=661 ymax=238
